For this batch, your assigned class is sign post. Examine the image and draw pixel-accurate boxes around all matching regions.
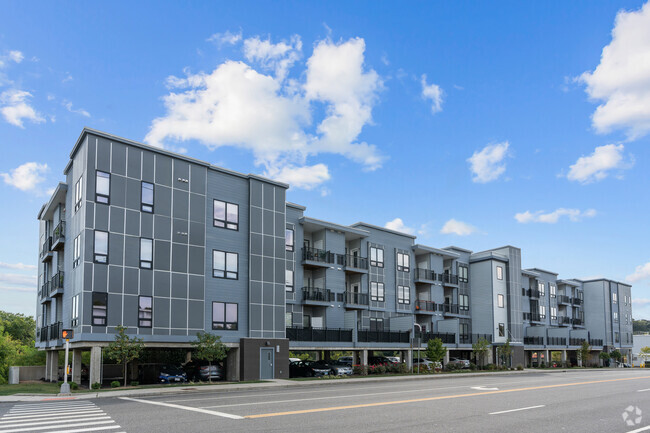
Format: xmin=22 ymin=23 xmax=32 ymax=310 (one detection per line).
xmin=60 ymin=329 xmax=73 ymax=394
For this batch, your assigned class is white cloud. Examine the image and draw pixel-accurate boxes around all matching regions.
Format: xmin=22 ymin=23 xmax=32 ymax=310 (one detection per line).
xmin=514 ymin=208 xmax=597 ymax=224
xmin=0 ymin=262 xmax=37 ymax=271
xmin=8 ymin=50 xmax=23 ymax=64
xmin=633 ymin=298 xmax=650 ymax=307
xmin=579 ymin=2 xmax=650 ymax=139
xmin=63 ymin=100 xmax=90 ymax=117
xmin=146 ymin=36 xmax=384 ymax=190
xmin=384 ymin=218 xmax=415 ymax=235
xmin=1 ymin=162 xmax=48 ymax=192
xmin=627 ymin=262 xmax=650 ymax=283
xmin=420 ymin=74 xmax=443 ymax=114
xmin=566 ymin=143 xmax=632 ymax=183
xmin=207 ymin=30 xmax=242 ymax=46
xmin=0 ymin=273 xmax=36 ymax=287
xmin=467 ymin=141 xmax=509 ymax=183
xmin=0 ymin=89 xmax=45 ymax=128
xmin=0 ymin=286 xmax=35 ymax=293
xmin=440 ymin=219 xmax=478 ymax=236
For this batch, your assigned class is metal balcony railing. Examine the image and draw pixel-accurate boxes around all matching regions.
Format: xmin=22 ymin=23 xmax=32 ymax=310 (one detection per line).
xmin=547 ymin=337 xmax=567 ymax=346
xmin=302 ymin=247 xmax=334 ymax=264
xmin=358 ymin=330 xmax=410 ymax=343
xmin=572 ymin=318 xmax=584 ymax=326
xmin=415 ymin=300 xmax=436 ymax=312
xmin=524 ymin=336 xmax=544 ymax=345
xmin=558 ymin=316 xmax=571 ymax=325
xmin=286 ymin=327 xmax=353 ymax=342
xmin=48 ymin=321 xmax=62 ymax=341
xmin=341 ymin=254 xmax=368 ymax=270
xmin=523 ymin=312 xmax=542 ymax=321
xmin=458 ymin=334 xmax=492 ymax=344
xmin=590 ymin=339 xmax=603 ymax=346
xmin=442 ymin=274 xmax=459 ymax=285
xmin=417 ymin=332 xmax=456 ymax=344
xmin=527 ymin=289 xmax=541 ymax=298
xmin=50 ymin=271 xmax=64 ymax=294
xmin=572 ymin=297 xmax=583 ymax=305
xmin=52 ymin=221 xmax=65 ymax=248
xmin=440 ymin=304 xmax=460 ymax=314
xmin=41 ymin=236 xmax=52 ymax=259
xmin=569 ymin=338 xmax=586 ymax=346
xmin=558 ymin=295 xmax=571 ymax=304
xmin=414 ymin=268 xmax=437 ymax=281
xmin=301 ymin=287 xmax=333 ymax=302
xmin=345 ymin=291 xmax=369 ymax=306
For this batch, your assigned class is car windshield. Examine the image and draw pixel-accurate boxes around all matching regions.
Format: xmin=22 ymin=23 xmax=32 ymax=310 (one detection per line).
xmin=161 ymin=366 xmax=183 ymax=374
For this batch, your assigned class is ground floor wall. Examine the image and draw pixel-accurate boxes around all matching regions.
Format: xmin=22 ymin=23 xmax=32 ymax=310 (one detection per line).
xmin=240 ymin=338 xmax=290 ymax=381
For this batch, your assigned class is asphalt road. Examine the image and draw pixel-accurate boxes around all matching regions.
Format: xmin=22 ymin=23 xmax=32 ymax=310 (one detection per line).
xmin=2 ymin=369 xmax=650 ymax=432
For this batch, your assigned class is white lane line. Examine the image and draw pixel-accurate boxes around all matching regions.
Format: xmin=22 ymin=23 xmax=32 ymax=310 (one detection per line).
xmin=626 ymin=425 xmax=650 ymax=433
xmin=45 ymin=426 xmax=121 ymax=433
xmin=0 ymin=413 xmax=105 ymax=423
xmin=1 ymin=410 xmax=104 ymax=420
xmin=119 ymin=396 xmax=243 ymax=420
xmin=0 ymin=419 xmax=115 ymax=433
xmin=637 ymin=388 xmax=650 ymax=392
xmin=8 ymin=406 xmax=96 ymax=414
xmin=471 ymin=386 xmax=499 ymax=391
xmin=0 ymin=416 xmax=111 ymax=429
xmin=489 ymin=405 xmax=545 ymax=415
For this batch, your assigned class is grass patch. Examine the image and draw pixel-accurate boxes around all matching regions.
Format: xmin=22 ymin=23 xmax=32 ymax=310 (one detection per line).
xmin=0 ymin=381 xmax=61 ymax=396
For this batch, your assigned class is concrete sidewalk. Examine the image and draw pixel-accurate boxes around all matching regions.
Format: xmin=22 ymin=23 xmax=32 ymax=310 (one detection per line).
xmin=0 ymin=368 xmax=606 ymax=403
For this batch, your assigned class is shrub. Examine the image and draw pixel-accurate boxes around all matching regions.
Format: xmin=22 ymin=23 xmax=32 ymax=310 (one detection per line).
xmin=444 ymin=363 xmax=460 ymax=372
xmin=485 ymin=363 xmax=496 ymax=371
xmin=130 ymin=381 xmax=139 ymax=387
xmin=353 ymin=364 xmax=368 ymax=376
xmin=516 ymin=364 xmax=524 ymax=371
xmin=373 ymin=364 xmax=387 ymax=375
xmin=540 ymin=362 xmax=546 ymax=368
xmin=70 ymin=381 xmax=79 ymax=390
xmin=57 ymin=381 xmax=64 ymax=386
xmin=397 ymin=363 xmax=409 ymax=374
xmin=469 ymin=362 xmax=477 ymax=371
xmin=415 ymin=364 xmax=429 ymax=374
xmin=110 ymin=380 xmax=120 ymax=388
xmin=91 ymin=382 xmax=101 ymax=390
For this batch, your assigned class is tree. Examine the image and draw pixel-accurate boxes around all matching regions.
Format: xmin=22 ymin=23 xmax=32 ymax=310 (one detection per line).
xmin=496 ymin=339 xmax=513 ymax=367
xmin=0 ymin=311 xmax=36 ymax=346
xmin=640 ymin=347 xmax=650 ymax=365
xmin=424 ymin=338 xmax=447 ymax=365
xmin=577 ymin=341 xmax=591 ymax=367
xmin=599 ymin=351 xmax=611 ymax=367
xmin=633 ymin=319 xmax=650 ymax=334
xmin=472 ymin=338 xmax=490 ymax=368
xmin=105 ymin=326 xmax=144 ymax=387
xmin=192 ymin=332 xmax=228 ymax=383
xmin=610 ymin=349 xmax=622 ymax=365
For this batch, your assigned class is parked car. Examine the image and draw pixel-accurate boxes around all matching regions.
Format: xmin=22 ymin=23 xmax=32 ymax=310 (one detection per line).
xmin=289 ymin=357 xmax=301 ymax=363
xmin=450 ymin=358 xmax=471 ymax=369
xmin=368 ymin=356 xmax=396 ymax=366
xmin=413 ymin=358 xmax=442 ymax=371
xmin=158 ymin=365 xmax=188 ymax=384
xmin=385 ymin=356 xmax=401 ymax=363
xmin=289 ymin=361 xmax=330 ymax=377
xmin=184 ymin=361 xmax=224 ymax=381
xmin=337 ymin=356 xmax=353 ymax=366
xmin=325 ymin=361 xmax=353 ymax=376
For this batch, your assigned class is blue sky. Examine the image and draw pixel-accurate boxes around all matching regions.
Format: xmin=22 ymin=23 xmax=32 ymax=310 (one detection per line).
xmin=1 ymin=1 xmax=650 ymax=318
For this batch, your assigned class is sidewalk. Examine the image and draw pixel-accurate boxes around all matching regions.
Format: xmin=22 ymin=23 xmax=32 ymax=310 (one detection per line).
xmin=0 ymin=368 xmax=602 ymax=403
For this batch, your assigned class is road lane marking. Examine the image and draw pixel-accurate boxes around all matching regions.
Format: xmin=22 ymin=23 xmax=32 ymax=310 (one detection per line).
xmin=0 ymin=413 xmax=106 ymax=423
xmin=0 ymin=419 xmax=115 ymax=433
xmin=637 ymin=388 xmax=650 ymax=392
xmin=8 ymin=405 xmax=96 ymax=414
xmin=471 ymin=386 xmax=499 ymax=391
xmin=244 ymin=375 xmax=650 ymax=419
xmin=119 ymin=396 xmax=243 ymax=420
xmin=627 ymin=426 xmax=650 ymax=433
xmin=45 ymin=427 xmax=121 ymax=433
xmin=489 ymin=405 xmax=545 ymax=415
xmin=0 ymin=410 xmax=104 ymax=420
xmin=0 ymin=416 xmax=111 ymax=429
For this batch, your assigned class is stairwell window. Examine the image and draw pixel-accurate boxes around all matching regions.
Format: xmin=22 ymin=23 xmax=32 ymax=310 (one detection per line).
xmin=73 ymin=235 xmax=81 ymax=268
xmin=498 ymin=323 xmax=505 ymax=337
xmin=612 ymin=293 xmax=617 ymax=304
xmin=74 ymin=177 xmax=83 ymax=212
xmin=141 ymin=182 xmax=154 ymax=213
xmin=71 ymin=295 xmax=79 ymax=327
xmin=496 ymin=266 xmax=503 ymax=280
xmin=369 ymin=317 xmax=384 ymax=332
xmin=497 ymin=294 xmax=505 ymax=308
xmin=370 ymin=247 xmax=384 ymax=268
xmin=95 ymin=171 xmax=110 ymax=204
xmin=285 ymin=269 xmax=294 ymax=292
xmin=538 ymin=282 xmax=546 ymax=296
xmin=550 ymin=284 xmax=556 ymax=298
xmin=212 ymin=250 xmax=238 ymax=279
xmin=370 ymin=281 xmax=385 ymax=302
xmin=539 ymin=305 xmax=546 ymax=319
xmin=397 ymin=285 xmax=410 ymax=304
xmin=138 ymin=296 xmax=152 ymax=328
xmin=285 ymin=312 xmax=293 ymax=327
xmin=460 ymin=294 xmax=469 ymax=311
xmin=551 ymin=307 xmax=557 ymax=320
xmin=613 ymin=311 xmax=619 ymax=322
xmin=459 ymin=265 xmax=469 ymax=283
xmin=285 ymin=229 xmax=294 ymax=251
xmin=140 ymin=238 xmax=153 ymax=269
xmin=213 ymin=200 xmax=239 ymax=230
xmin=93 ymin=231 xmax=108 ymax=264
xmin=92 ymin=292 xmax=107 ymax=326
xmin=212 ymin=302 xmax=238 ymax=330
xmin=397 ymin=252 xmax=410 ymax=272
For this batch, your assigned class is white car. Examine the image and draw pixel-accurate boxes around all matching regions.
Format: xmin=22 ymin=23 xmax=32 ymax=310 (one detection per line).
xmin=450 ymin=358 xmax=470 ymax=369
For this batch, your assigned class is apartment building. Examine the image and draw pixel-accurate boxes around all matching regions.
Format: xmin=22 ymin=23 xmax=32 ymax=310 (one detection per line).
xmin=36 ymin=128 xmax=633 ymax=383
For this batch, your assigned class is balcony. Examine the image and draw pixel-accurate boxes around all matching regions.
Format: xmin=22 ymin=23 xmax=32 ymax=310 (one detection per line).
xmin=51 ymin=221 xmax=65 ymax=250
xmin=524 ymin=336 xmax=544 ymax=345
xmin=569 ymin=338 xmax=586 ymax=346
xmin=414 ymin=268 xmax=437 ymax=283
xmin=302 ymin=247 xmax=335 ymax=268
xmin=589 ymin=338 xmax=604 ymax=347
xmin=440 ymin=303 xmax=461 ymax=316
xmin=572 ymin=297 xmax=582 ymax=306
xmin=558 ymin=316 xmax=571 ymax=326
xmin=50 ymin=271 xmax=64 ymax=296
xmin=48 ymin=321 xmax=62 ymax=342
xmin=458 ymin=334 xmax=492 ymax=344
xmin=344 ymin=291 xmax=369 ymax=309
xmin=341 ymin=254 xmax=369 ymax=273
xmin=547 ymin=337 xmax=567 ymax=346
xmin=38 ymin=326 xmax=48 ymax=343
xmin=286 ymin=327 xmax=353 ymax=342
xmin=558 ymin=295 xmax=571 ymax=305
xmin=415 ymin=300 xmax=437 ymax=314
xmin=418 ymin=332 xmax=456 ymax=345
xmin=358 ymin=330 xmax=410 ymax=343
xmin=302 ymin=287 xmax=333 ymax=303
xmin=39 ymin=281 xmax=50 ymax=301
xmin=571 ymin=318 xmax=584 ymax=326
xmin=523 ymin=312 xmax=541 ymax=322
xmin=527 ymin=289 xmax=541 ymax=298
xmin=40 ymin=236 xmax=53 ymax=262
xmin=441 ymin=274 xmax=459 ymax=286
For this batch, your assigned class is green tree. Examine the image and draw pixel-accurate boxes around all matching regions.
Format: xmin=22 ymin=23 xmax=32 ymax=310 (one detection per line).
xmin=640 ymin=346 xmax=650 ymax=364
xmin=496 ymin=339 xmax=513 ymax=367
xmin=599 ymin=351 xmax=611 ymax=367
xmin=105 ymin=326 xmax=145 ymax=387
xmin=633 ymin=320 xmax=650 ymax=334
xmin=472 ymin=338 xmax=490 ymax=368
xmin=577 ymin=341 xmax=591 ymax=367
xmin=192 ymin=332 xmax=228 ymax=383
xmin=610 ymin=349 xmax=622 ymax=365
xmin=424 ymin=338 xmax=447 ymax=365
xmin=0 ymin=311 xmax=36 ymax=346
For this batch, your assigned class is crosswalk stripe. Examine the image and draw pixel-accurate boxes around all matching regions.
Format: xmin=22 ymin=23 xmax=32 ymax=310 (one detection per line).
xmin=3 ymin=409 xmax=104 ymax=418
xmin=11 ymin=402 xmax=89 ymax=407
xmin=0 ymin=413 xmax=105 ymax=423
xmin=0 ymin=402 xmax=122 ymax=433
xmin=8 ymin=407 xmax=97 ymax=415
xmin=45 ymin=426 xmax=121 ymax=433
xmin=0 ymin=415 xmax=111 ymax=429
xmin=0 ymin=419 xmax=115 ymax=433
xmin=9 ymin=405 xmax=96 ymax=413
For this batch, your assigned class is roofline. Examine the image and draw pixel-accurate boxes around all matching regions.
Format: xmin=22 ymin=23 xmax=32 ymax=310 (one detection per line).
xmin=412 ymin=244 xmax=460 ymax=258
xmin=578 ymin=278 xmax=632 ymax=287
xmin=350 ymin=222 xmax=417 ymax=239
xmin=301 ymin=217 xmax=369 ymax=237
xmin=527 ymin=267 xmax=559 ymax=276
xmin=286 ymin=202 xmax=306 ymax=211
xmin=443 ymin=245 xmax=473 ymax=254
xmin=472 ymin=245 xmax=521 ymax=255
xmin=557 ymin=279 xmax=582 ymax=286
xmin=37 ymin=182 xmax=67 ymax=220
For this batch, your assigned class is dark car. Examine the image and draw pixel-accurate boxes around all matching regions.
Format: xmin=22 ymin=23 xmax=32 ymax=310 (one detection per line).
xmin=368 ymin=356 xmax=396 ymax=366
xmin=158 ymin=365 xmax=187 ymax=384
xmin=289 ymin=361 xmax=330 ymax=378
xmin=184 ymin=361 xmax=224 ymax=382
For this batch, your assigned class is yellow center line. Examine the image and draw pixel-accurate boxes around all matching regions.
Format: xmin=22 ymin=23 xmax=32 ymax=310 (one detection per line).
xmin=244 ymin=375 xmax=650 ymax=419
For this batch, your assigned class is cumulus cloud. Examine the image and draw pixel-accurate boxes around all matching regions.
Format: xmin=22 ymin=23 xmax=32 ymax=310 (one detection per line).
xmin=579 ymin=2 xmax=650 ymax=138
xmin=440 ymin=219 xmax=478 ymax=236
xmin=63 ymin=100 xmax=91 ymax=117
xmin=566 ymin=143 xmax=632 ymax=183
xmin=1 ymin=162 xmax=48 ymax=192
xmin=627 ymin=262 xmax=650 ymax=283
xmin=0 ymin=89 xmax=45 ymax=128
xmin=207 ymin=30 xmax=242 ymax=46
xmin=467 ymin=141 xmax=509 ymax=183
xmin=421 ymin=74 xmax=443 ymax=114
xmin=384 ymin=218 xmax=415 ymax=235
xmin=514 ymin=208 xmax=597 ymax=224
xmin=0 ymin=262 xmax=37 ymax=271
xmin=146 ymin=36 xmax=384 ymax=190
xmin=0 ymin=50 xmax=24 ymax=68
xmin=0 ymin=273 xmax=36 ymax=287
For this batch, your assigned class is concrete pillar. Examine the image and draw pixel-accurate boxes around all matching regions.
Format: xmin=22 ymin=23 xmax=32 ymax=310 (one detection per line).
xmin=406 ymin=350 xmax=413 ymax=369
xmin=443 ymin=350 xmax=450 ymax=366
xmin=545 ymin=350 xmax=550 ymax=366
xmin=353 ymin=351 xmax=360 ymax=365
xmin=89 ymin=346 xmax=102 ymax=387
xmin=50 ymin=351 xmax=59 ymax=382
xmin=72 ymin=349 xmax=82 ymax=384
xmin=44 ymin=352 xmax=51 ymax=381
xmin=561 ymin=350 xmax=567 ymax=366
xmin=226 ymin=347 xmax=240 ymax=382
xmin=185 ymin=351 xmax=192 ymax=364
xmin=361 ymin=350 xmax=368 ymax=365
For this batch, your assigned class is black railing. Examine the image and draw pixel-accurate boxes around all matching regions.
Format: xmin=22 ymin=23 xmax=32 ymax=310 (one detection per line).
xmin=418 ymin=332 xmax=456 ymax=344
xmin=524 ymin=336 xmax=544 ymax=345
xmin=302 ymin=247 xmax=334 ymax=264
xmin=572 ymin=297 xmax=582 ymax=305
xmin=569 ymin=338 xmax=586 ymax=346
xmin=39 ymin=326 xmax=48 ymax=342
xmin=345 ymin=291 xmax=369 ymax=306
xmin=558 ymin=295 xmax=571 ymax=304
xmin=286 ymin=327 xmax=353 ymax=342
xmin=358 ymin=330 xmax=410 ymax=343
xmin=442 ymin=274 xmax=459 ymax=285
xmin=441 ymin=304 xmax=459 ymax=314
xmin=558 ymin=316 xmax=571 ymax=325
xmin=414 ymin=268 xmax=437 ymax=281
xmin=415 ymin=300 xmax=436 ymax=312
xmin=527 ymin=289 xmax=541 ymax=298
xmin=41 ymin=236 xmax=52 ymax=258
xmin=48 ymin=321 xmax=62 ymax=341
xmin=590 ymin=339 xmax=603 ymax=346
xmin=572 ymin=318 xmax=583 ymax=326
xmin=342 ymin=255 xmax=368 ymax=270
xmin=547 ymin=337 xmax=567 ymax=346
xmin=523 ymin=312 xmax=541 ymax=321
xmin=50 ymin=271 xmax=64 ymax=294
xmin=40 ymin=282 xmax=49 ymax=299
xmin=459 ymin=334 xmax=492 ymax=344
xmin=302 ymin=287 xmax=333 ymax=302
xmin=52 ymin=221 xmax=65 ymax=247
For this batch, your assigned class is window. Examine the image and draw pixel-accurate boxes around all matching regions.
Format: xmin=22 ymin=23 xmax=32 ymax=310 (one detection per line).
xmin=550 ymin=284 xmax=556 ymax=298
xmin=285 ymin=312 xmax=293 ymax=327
xmin=370 ymin=281 xmax=385 ymax=302
xmin=497 ymin=294 xmax=505 ymax=308
xmin=459 ymin=265 xmax=469 ymax=283
xmin=212 ymin=250 xmax=238 ymax=279
xmin=369 ymin=317 xmax=384 ymax=332
xmin=538 ymin=282 xmax=545 ymax=296
xmin=74 ymin=177 xmax=83 ymax=212
xmin=612 ymin=293 xmax=617 ymax=304
xmin=94 ymin=231 xmax=108 ymax=264
xmin=285 ymin=269 xmax=294 ymax=292
xmin=496 ymin=266 xmax=503 ymax=280
xmin=397 ymin=285 xmax=410 ymax=304
xmin=615 ymin=332 xmax=620 ymax=343
xmin=551 ymin=307 xmax=557 ymax=320
xmin=71 ymin=295 xmax=79 ymax=327
xmin=73 ymin=235 xmax=81 ymax=268
xmin=539 ymin=305 xmax=546 ymax=319
xmin=213 ymin=200 xmax=238 ymax=230
xmin=141 ymin=182 xmax=154 ymax=213
xmin=212 ymin=302 xmax=238 ymax=330
xmin=498 ymin=323 xmax=505 ymax=337
xmin=138 ymin=296 xmax=152 ymax=328
xmin=370 ymin=246 xmax=384 ymax=268
xmin=459 ymin=294 xmax=469 ymax=311
xmin=397 ymin=252 xmax=410 ymax=272
xmin=140 ymin=238 xmax=153 ymax=269
xmin=92 ymin=292 xmax=107 ymax=326
xmin=95 ymin=171 xmax=110 ymax=204
xmin=285 ymin=229 xmax=294 ymax=252
xmin=303 ymin=314 xmax=311 ymax=328
xmin=613 ymin=311 xmax=619 ymax=322
xmin=460 ymin=323 xmax=469 ymax=340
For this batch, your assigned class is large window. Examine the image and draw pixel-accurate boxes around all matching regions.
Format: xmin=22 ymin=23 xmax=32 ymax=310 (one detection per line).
xmin=538 ymin=282 xmax=545 ymax=296
xmin=138 ymin=296 xmax=152 ymax=328
xmin=285 ymin=269 xmax=294 ymax=292
xmin=459 ymin=265 xmax=469 ymax=283
xmin=140 ymin=238 xmax=153 ymax=269
xmin=92 ymin=292 xmax=107 ymax=326
xmin=370 ymin=281 xmax=385 ymax=302
xmin=460 ymin=294 xmax=469 ymax=311
xmin=212 ymin=250 xmax=238 ymax=279
xmin=71 ymin=295 xmax=79 ymax=327
xmin=397 ymin=285 xmax=410 ymax=304
xmin=497 ymin=294 xmax=504 ymax=308
xmin=397 ymin=252 xmax=410 ymax=272
xmin=369 ymin=317 xmax=384 ymax=332
xmin=613 ymin=311 xmax=619 ymax=322
xmin=551 ymin=307 xmax=557 ymax=320
xmin=94 ymin=231 xmax=108 ymax=264
xmin=73 ymin=235 xmax=81 ymax=268
xmin=213 ymin=200 xmax=239 ymax=230
xmin=539 ymin=305 xmax=546 ymax=319
xmin=496 ymin=266 xmax=503 ymax=280
xmin=460 ymin=323 xmax=469 ymax=340
xmin=285 ymin=312 xmax=293 ymax=327
xmin=212 ymin=302 xmax=238 ymax=330
xmin=550 ymin=284 xmax=556 ymax=298
xmin=141 ymin=182 xmax=154 ymax=213
xmin=285 ymin=229 xmax=294 ymax=252
xmin=95 ymin=171 xmax=110 ymax=204
xmin=498 ymin=323 xmax=505 ymax=337
xmin=612 ymin=293 xmax=617 ymax=304
xmin=370 ymin=247 xmax=384 ymax=268
xmin=74 ymin=177 xmax=83 ymax=212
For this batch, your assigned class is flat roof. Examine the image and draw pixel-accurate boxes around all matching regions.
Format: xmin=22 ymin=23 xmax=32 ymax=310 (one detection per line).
xmin=286 ymin=202 xmax=306 ymax=211
xmin=350 ymin=222 xmax=417 ymax=239
xmin=37 ymin=182 xmax=67 ymax=220
xmin=444 ymin=245 xmax=473 ymax=254
xmin=521 ymin=269 xmax=541 ymax=277
xmin=557 ymin=279 xmax=582 ymax=287
xmin=578 ymin=278 xmax=632 ymax=287
xmin=412 ymin=244 xmax=460 ymax=258
xmin=469 ymin=251 xmax=509 ymax=264
xmin=301 ymin=217 xmax=369 ymax=240
xmin=527 ymin=267 xmax=559 ymax=276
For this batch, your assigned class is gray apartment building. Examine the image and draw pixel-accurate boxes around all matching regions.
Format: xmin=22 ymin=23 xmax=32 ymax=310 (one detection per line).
xmin=36 ymin=128 xmax=633 ymax=383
